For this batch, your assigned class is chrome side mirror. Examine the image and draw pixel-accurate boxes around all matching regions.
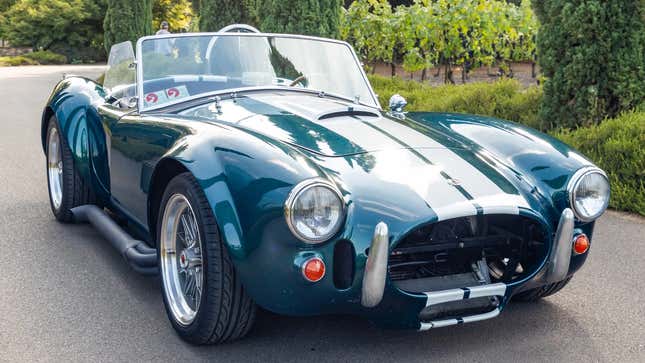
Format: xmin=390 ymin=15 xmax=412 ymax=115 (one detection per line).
xmin=388 ymin=94 xmax=407 ymax=119
xmin=389 ymin=94 xmax=407 ymax=113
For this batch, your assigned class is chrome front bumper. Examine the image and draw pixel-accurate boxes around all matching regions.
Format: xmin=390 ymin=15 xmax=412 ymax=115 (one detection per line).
xmin=360 ymin=208 xmax=576 ymax=328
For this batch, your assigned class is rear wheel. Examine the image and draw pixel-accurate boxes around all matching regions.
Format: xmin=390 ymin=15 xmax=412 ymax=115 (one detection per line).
xmin=158 ymin=172 xmax=256 ymax=344
xmin=45 ymin=116 xmax=94 ymax=222
xmin=513 ymin=277 xmax=572 ymax=302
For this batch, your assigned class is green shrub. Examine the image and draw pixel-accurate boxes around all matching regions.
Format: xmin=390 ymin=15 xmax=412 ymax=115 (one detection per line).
xmin=369 ymin=75 xmax=543 ymax=129
xmin=199 ymin=0 xmax=257 ymax=32
xmin=553 ymin=110 xmax=645 ymax=216
xmin=533 ymin=0 xmax=645 ymax=128
xmin=104 ymin=0 xmax=153 ymax=52
xmin=0 ymin=56 xmax=38 ymax=66
xmin=260 ymin=0 xmax=342 ymax=37
xmin=0 ymin=0 xmax=107 ymax=63
xmin=23 ymin=50 xmax=67 ymax=65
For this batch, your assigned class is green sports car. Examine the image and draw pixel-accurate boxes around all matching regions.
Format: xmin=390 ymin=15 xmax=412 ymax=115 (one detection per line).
xmin=41 ymin=25 xmax=610 ymax=344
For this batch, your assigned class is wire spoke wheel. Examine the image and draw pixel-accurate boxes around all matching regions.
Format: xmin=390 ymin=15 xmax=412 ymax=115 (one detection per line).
xmin=160 ymin=193 xmax=204 ymax=326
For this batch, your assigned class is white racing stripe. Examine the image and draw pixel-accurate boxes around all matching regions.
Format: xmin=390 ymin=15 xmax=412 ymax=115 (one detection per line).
xmin=372 ymin=118 xmax=530 ymax=214
xmin=245 ymin=94 xmax=527 ymax=218
xmin=247 ymin=95 xmax=477 ymax=217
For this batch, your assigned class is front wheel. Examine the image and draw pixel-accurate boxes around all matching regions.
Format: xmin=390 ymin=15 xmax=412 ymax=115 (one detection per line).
xmin=157 ymin=173 xmax=256 ymax=344
xmin=45 ymin=116 xmax=94 ymax=222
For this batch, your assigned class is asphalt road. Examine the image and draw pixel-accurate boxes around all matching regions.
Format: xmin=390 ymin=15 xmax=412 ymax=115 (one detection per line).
xmin=0 ymin=65 xmax=644 ymax=363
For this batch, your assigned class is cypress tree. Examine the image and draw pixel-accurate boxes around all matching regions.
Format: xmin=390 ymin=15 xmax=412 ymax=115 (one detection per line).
xmin=103 ymin=0 xmax=153 ymax=52
xmin=533 ymin=0 xmax=645 ymax=128
xmin=260 ymin=0 xmax=342 ymax=38
xmin=199 ymin=0 xmax=258 ymax=32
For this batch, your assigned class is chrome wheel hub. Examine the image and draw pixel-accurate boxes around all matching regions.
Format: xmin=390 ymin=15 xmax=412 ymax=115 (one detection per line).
xmin=47 ymin=126 xmax=63 ymax=210
xmin=160 ymin=194 xmax=204 ymax=326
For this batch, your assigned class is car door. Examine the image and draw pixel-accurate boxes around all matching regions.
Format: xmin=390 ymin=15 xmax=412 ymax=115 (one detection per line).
xmin=105 ymin=112 xmax=180 ymax=228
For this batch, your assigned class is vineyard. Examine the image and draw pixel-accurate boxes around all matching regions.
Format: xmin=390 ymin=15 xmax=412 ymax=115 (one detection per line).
xmin=340 ymin=0 xmax=538 ymax=83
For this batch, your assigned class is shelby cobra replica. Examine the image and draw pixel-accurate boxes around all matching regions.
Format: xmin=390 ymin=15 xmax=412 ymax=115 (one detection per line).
xmin=42 ymin=25 xmax=610 ymax=344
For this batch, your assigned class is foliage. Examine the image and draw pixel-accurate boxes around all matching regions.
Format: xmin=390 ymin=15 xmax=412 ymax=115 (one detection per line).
xmin=0 ymin=0 xmax=107 ymax=62
xmin=533 ymin=0 xmax=645 ymax=128
xmin=104 ymin=0 xmax=153 ymax=52
xmin=340 ymin=0 xmax=538 ymax=82
xmin=153 ymin=0 xmax=194 ymax=32
xmin=199 ymin=0 xmax=258 ymax=32
xmin=341 ymin=0 xmax=403 ymax=75
xmin=0 ymin=0 xmax=16 ymax=39
xmin=369 ymin=74 xmax=542 ymax=128
xmin=260 ymin=0 xmax=343 ymax=37
xmin=0 ymin=50 xmax=67 ymax=66
xmin=0 ymin=55 xmax=38 ymax=66
xmin=23 ymin=50 xmax=67 ymax=64
xmin=554 ymin=110 xmax=645 ymax=215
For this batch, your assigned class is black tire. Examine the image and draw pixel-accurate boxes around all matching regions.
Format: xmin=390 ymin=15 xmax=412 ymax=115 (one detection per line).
xmin=45 ymin=116 xmax=95 ymax=223
xmin=157 ymin=172 xmax=256 ymax=344
xmin=513 ymin=277 xmax=572 ymax=302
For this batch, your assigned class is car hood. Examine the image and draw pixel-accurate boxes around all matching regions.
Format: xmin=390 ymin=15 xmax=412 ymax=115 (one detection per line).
xmin=178 ymin=91 xmax=587 ymax=223
xmin=183 ymin=91 xmax=464 ymax=156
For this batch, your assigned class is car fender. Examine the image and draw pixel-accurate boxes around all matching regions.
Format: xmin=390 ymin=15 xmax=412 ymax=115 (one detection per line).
xmin=147 ymin=121 xmax=327 ymax=262
xmin=405 ymin=112 xmax=595 ymax=224
xmin=41 ymin=77 xmax=107 ymax=196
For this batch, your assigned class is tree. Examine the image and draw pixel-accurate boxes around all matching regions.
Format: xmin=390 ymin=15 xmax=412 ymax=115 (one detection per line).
xmin=0 ymin=0 xmax=107 ymax=61
xmin=199 ymin=0 xmax=258 ymax=32
xmin=104 ymin=0 xmax=153 ymax=52
xmin=341 ymin=0 xmax=403 ymax=75
xmin=153 ymin=0 xmax=194 ymax=32
xmin=260 ymin=0 xmax=343 ymax=38
xmin=0 ymin=0 xmax=17 ymax=40
xmin=533 ymin=0 xmax=645 ymax=128
xmin=340 ymin=0 xmax=538 ymax=83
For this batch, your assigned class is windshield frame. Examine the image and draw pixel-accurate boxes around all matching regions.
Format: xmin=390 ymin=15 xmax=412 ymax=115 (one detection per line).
xmin=135 ymin=32 xmax=381 ymax=112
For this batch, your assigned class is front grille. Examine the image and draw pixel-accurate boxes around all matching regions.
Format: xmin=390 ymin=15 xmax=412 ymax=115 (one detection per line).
xmin=389 ymin=215 xmax=547 ymax=292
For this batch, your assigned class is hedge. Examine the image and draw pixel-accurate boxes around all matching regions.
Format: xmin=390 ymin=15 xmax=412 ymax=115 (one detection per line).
xmin=23 ymin=51 xmax=67 ymax=65
xmin=0 ymin=56 xmax=38 ymax=66
xmin=0 ymin=51 xmax=67 ymax=66
xmin=369 ymin=75 xmax=543 ymax=130
xmin=554 ymin=111 xmax=645 ymax=216
xmin=370 ymin=75 xmax=644 ymax=215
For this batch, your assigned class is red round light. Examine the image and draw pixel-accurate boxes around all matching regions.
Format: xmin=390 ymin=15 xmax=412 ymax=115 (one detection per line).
xmin=573 ymin=234 xmax=590 ymax=255
xmin=302 ymin=258 xmax=325 ymax=282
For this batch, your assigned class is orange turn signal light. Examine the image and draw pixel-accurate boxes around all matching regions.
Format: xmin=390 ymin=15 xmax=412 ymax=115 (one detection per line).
xmin=573 ymin=234 xmax=590 ymax=255
xmin=302 ymin=257 xmax=325 ymax=282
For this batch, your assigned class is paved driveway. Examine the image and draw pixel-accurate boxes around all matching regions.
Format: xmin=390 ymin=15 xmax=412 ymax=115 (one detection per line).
xmin=0 ymin=65 xmax=643 ymax=362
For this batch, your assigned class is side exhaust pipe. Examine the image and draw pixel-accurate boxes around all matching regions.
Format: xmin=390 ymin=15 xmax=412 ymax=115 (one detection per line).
xmin=71 ymin=205 xmax=158 ymax=275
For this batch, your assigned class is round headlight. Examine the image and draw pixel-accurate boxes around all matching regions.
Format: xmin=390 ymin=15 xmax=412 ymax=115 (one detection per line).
xmin=285 ymin=179 xmax=345 ymax=243
xmin=568 ymin=167 xmax=610 ymax=222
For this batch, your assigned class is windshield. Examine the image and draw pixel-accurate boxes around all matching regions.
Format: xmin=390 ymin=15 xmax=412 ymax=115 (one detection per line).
xmin=137 ymin=34 xmax=378 ymax=110
xmin=104 ymin=41 xmax=136 ymax=98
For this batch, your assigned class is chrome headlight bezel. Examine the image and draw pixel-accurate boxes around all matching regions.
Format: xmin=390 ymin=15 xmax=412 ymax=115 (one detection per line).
xmin=284 ymin=178 xmax=346 ymax=244
xmin=567 ymin=167 xmax=610 ymax=222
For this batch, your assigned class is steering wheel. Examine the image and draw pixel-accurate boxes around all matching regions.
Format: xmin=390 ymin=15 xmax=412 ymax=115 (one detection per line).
xmin=289 ymin=75 xmax=307 ymax=87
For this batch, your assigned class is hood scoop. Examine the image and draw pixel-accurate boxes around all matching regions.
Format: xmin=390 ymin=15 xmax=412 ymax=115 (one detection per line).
xmin=317 ymin=106 xmax=380 ymax=120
